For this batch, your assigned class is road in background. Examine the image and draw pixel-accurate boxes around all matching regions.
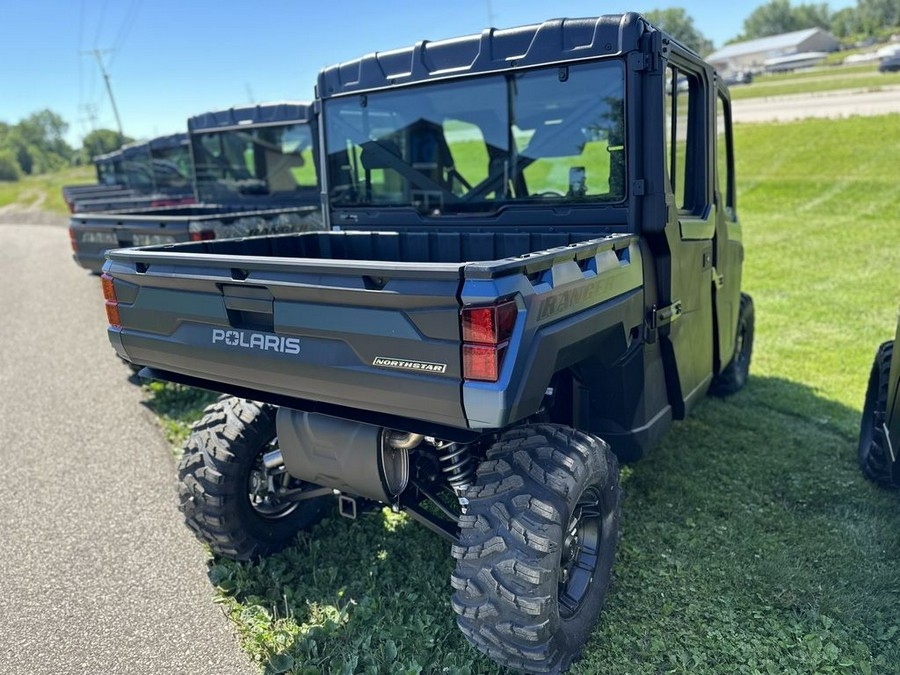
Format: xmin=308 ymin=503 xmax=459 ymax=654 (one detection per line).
xmin=732 ymin=85 xmax=900 ymax=122
xmin=0 ymin=224 xmax=253 ymax=675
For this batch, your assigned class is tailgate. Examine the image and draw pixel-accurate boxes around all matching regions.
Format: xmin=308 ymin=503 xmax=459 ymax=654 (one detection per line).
xmin=71 ymin=214 xmax=191 ymax=272
xmin=105 ymin=251 xmax=467 ymax=429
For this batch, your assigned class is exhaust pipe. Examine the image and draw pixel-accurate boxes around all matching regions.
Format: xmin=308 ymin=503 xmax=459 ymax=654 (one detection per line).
xmin=386 ymin=431 xmax=424 ymax=451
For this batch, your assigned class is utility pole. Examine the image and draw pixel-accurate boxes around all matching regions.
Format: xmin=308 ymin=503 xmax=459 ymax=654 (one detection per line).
xmin=84 ymin=49 xmax=125 ymax=143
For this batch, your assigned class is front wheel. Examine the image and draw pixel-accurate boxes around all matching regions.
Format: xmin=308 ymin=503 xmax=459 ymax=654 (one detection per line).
xmin=451 ymin=424 xmax=621 ymax=674
xmin=177 ymin=396 xmax=331 ymax=560
xmin=858 ymin=341 xmax=895 ymax=487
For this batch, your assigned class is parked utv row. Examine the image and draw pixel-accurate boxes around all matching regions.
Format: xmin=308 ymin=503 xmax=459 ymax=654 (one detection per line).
xmin=69 ymin=103 xmax=322 ymax=272
xmin=62 ymin=133 xmax=195 ymax=213
xmin=99 ymin=13 xmax=758 ymax=674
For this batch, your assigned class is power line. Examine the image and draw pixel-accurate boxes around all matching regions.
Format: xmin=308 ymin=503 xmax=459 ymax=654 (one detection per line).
xmin=109 ymin=0 xmax=143 ymax=68
xmin=92 ymin=0 xmax=109 ymax=47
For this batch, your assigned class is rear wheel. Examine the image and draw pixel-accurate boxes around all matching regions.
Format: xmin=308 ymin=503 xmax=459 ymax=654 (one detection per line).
xmin=177 ymin=396 xmax=330 ymax=560
xmin=451 ymin=424 xmax=621 ymax=674
xmin=858 ymin=341 xmax=895 ymax=487
xmin=710 ymin=292 xmax=754 ymax=396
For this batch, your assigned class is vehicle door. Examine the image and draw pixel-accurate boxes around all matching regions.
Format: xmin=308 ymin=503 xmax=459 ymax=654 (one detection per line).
xmin=660 ymin=56 xmax=716 ymax=417
xmin=713 ymin=84 xmax=743 ymax=372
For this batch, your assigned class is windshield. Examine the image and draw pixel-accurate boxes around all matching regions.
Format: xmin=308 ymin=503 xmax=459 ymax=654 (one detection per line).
xmin=191 ymin=123 xmax=317 ymax=203
xmin=96 ymin=160 xmax=117 ymax=185
xmin=121 ymin=157 xmax=154 ymax=192
xmin=151 ymin=145 xmax=192 ymax=191
xmin=324 ymin=60 xmax=625 ymax=215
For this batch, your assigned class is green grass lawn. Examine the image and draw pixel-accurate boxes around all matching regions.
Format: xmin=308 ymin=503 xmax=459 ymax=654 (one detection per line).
xmin=752 ymin=63 xmax=877 ymax=84
xmin=0 ymin=165 xmax=94 ymax=214
xmin=730 ymin=69 xmax=900 ymax=101
xmin=144 ymin=114 xmax=900 ymax=674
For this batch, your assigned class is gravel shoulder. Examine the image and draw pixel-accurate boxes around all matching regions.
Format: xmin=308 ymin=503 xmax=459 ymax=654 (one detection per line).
xmin=0 ymin=224 xmax=254 ymax=675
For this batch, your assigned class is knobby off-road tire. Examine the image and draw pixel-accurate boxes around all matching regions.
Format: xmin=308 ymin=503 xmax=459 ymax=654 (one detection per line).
xmin=710 ymin=292 xmax=755 ymax=397
xmin=858 ymin=340 xmax=895 ymax=487
xmin=451 ymin=424 xmax=621 ymax=674
xmin=177 ymin=396 xmax=329 ymax=560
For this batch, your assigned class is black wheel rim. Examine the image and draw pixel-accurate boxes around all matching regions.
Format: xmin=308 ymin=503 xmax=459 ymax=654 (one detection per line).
xmin=246 ymin=439 xmax=302 ymax=520
xmin=558 ymin=486 xmax=603 ymax=618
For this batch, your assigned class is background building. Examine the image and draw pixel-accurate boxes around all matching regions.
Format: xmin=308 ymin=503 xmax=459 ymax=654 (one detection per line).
xmin=707 ymin=28 xmax=840 ymax=73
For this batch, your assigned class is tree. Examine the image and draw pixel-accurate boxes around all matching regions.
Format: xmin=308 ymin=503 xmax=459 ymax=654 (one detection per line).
xmin=0 ymin=150 xmax=21 ymax=181
xmin=740 ymin=0 xmax=832 ymax=39
xmin=0 ymin=109 xmax=75 ymax=175
xmin=81 ymin=128 xmax=133 ymax=162
xmin=793 ymin=2 xmax=832 ymax=30
xmin=831 ymin=7 xmax=864 ymax=37
xmin=16 ymin=109 xmax=72 ymax=161
xmin=858 ymin=0 xmax=900 ymax=33
xmin=644 ymin=8 xmax=714 ymax=55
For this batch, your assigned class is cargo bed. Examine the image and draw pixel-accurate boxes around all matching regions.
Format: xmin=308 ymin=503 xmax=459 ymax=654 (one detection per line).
xmin=71 ymin=204 xmax=322 ymax=272
xmin=104 ymin=229 xmax=641 ymax=433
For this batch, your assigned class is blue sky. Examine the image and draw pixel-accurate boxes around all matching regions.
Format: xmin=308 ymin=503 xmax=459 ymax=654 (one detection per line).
xmin=0 ymin=0 xmax=855 ymax=146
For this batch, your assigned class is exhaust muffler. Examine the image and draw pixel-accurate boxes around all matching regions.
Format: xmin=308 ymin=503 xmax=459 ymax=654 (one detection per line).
xmin=275 ymin=409 xmax=416 ymax=502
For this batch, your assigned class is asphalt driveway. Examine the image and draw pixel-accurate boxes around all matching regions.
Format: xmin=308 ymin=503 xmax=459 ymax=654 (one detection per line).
xmin=0 ymin=222 xmax=254 ymax=675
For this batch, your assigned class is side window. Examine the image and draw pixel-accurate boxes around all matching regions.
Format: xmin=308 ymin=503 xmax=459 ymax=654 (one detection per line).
xmin=716 ymin=92 xmax=736 ymax=214
xmin=665 ymin=65 xmax=706 ymax=214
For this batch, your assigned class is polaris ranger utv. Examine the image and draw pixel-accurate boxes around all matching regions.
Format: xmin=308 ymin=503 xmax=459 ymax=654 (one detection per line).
xmin=71 ymin=103 xmax=322 ymax=272
xmin=858 ymin=309 xmax=900 ymax=487
xmin=65 ymin=135 xmax=196 ymax=214
xmin=62 ymin=148 xmax=134 ymax=213
xmin=102 ymin=14 xmax=752 ymax=673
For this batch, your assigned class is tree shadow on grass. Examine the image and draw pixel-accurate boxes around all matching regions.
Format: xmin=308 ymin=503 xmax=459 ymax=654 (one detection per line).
xmin=196 ymin=376 xmax=899 ymax=675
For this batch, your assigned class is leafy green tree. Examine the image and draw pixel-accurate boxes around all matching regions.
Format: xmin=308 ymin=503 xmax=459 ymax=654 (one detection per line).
xmin=0 ymin=109 xmax=75 ymax=175
xmin=831 ymin=6 xmax=865 ymax=37
xmin=81 ymin=128 xmax=132 ymax=162
xmin=16 ymin=109 xmax=73 ymax=162
xmin=793 ymin=3 xmax=832 ymax=30
xmin=740 ymin=0 xmax=832 ymax=39
xmin=644 ymin=8 xmax=715 ymax=55
xmin=858 ymin=0 xmax=900 ymax=33
xmin=0 ymin=149 xmax=21 ymax=181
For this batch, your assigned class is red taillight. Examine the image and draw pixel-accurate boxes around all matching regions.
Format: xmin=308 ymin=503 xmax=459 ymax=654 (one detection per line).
xmin=101 ymin=273 xmax=116 ymax=302
xmin=68 ymin=226 xmax=78 ymax=252
xmin=101 ymin=273 xmax=121 ymax=327
xmin=463 ymin=344 xmax=508 ymax=382
xmin=461 ymin=299 xmax=518 ymax=382
xmin=190 ymin=230 xmax=215 ymax=242
xmin=105 ymin=301 xmax=121 ymax=327
xmin=461 ymin=299 xmax=517 ymax=345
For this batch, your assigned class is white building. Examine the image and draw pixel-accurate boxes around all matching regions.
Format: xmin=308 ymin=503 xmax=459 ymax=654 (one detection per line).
xmin=707 ymin=28 xmax=840 ymax=73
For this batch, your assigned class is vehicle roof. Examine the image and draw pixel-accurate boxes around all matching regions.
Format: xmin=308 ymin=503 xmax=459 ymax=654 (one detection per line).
xmin=119 ymin=141 xmax=152 ymax=160
xmin=187 ymin=101 xmax=313 ymax=133
xmin=148 ymin=132 xmax=189 ymax=151
xmin=317 ymin=13 xmax=652 ymax=98
xmin=93 ymin=149 xmax=123 ymax=163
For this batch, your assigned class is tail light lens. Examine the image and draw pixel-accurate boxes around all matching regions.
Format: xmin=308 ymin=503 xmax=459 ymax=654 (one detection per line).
xmin=461 ymin=299 xmax=518 ymax=382
xmin=101 ymin=273 xmax=121 ymax=327
xmin=68 ymin=226 xmax=78 ymax=252
xmin=190 ymin=229 xmax=215 ymax=242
